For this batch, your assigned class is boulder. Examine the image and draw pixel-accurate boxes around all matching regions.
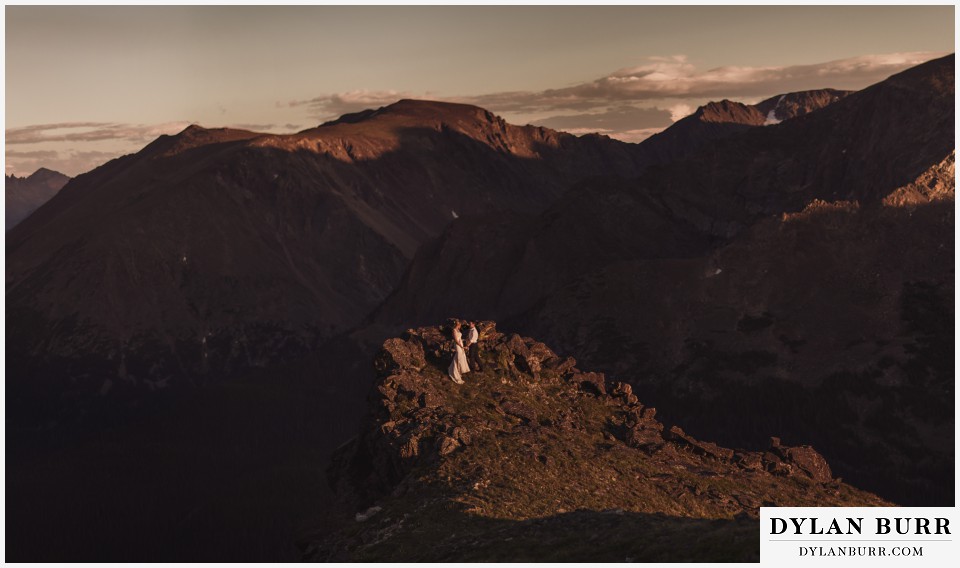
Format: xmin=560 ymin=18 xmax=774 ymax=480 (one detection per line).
xmin=437 ymin=435 xmax=460 ymax=456
xmin=501 ymin=400 xmax=538 ymax=424
xmin=665 ymin=426 xmax=734 ymax=461
xmin=784 ymin=446 xmax=833 ymax=483
xmin=625 ymin=426 xmax=664 ymax=453
xmin=503 ymin=334 xmax=547 ymax=377
xmin=521 ymin=340 xmax=557 ymax=377
xmin=768 ymin=461 xmax=793 ymax=476
xmin=419 ymin=391 xmax=442 ymax=408
xmin=574 ymin=371 xmax=606 ymax=395
xmin=766 ymin=439 xmax=834 ymax=483
xmin=545 ymin=356 xmax=577 ymax=378
xmin=452 ymin=426 xmax=472 ymax=446
xmin=399 ymin=433 xmax=423 ymax=460
xmin=375 ymin=338 xmax=426 ymax=375
xmin=733 ymin=452 xmax=763 ymax=470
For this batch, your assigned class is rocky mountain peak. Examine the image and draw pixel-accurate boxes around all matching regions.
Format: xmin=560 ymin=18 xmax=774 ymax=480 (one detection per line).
xmin=5 ymin=166 xmax=71 ymax=230
xmin=314 ymin=321 xmax=889 ymax=561
xmin=694 ymin=100 xmax=767 ymax=125
xmin=27 ymin=167 xmax=69 ymax=181
xmin=754 ymin=88 xmax=855 ymax=124
xmin=383 ymin=99 xmax=500 ymax=123
xmin=141 ymin=123 xmax=260 ymax=158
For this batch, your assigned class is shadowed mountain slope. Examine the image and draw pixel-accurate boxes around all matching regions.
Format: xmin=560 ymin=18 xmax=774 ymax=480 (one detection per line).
xmin=5 ymin=167 xmax=71 ymax=229
xmin=6 ymin=101 xmax=655 ymax=418
xmin=638 ymin=87 xmax=853 ymax=163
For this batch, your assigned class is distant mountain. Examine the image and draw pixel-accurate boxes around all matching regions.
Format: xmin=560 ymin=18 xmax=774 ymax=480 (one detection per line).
xmin=639 ymin=88 xmax=851 ymax=163
xmin=364 ymin=55 xmax=955 ymax=505
xmin=755 ymin=88 xmax=854 ymax=123
xmin=371 ymin=58 xmax=952 ymax=328
xmin=5 ymin=167 xmax=70 ymax=229
xmin=5 ymin=100 xmax=652 ymax=416
xmin=309 ymin=322 xmax=888 ymax=561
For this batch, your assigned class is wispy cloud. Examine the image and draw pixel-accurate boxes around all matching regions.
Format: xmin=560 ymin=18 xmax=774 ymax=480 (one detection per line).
xmin=533 ymin=105 xmax=673 ymax=133
xmin=466 ymin=51 xmax=944 ymax=113
xmin=286 ymin=90 xmax=420 ymax=119
xmin=5 ymin=149 xmax=120 ymax=177
xmin=611 ymin=128 xmax=669 ymax=144
xmin=667 ymin=103 xmax=696 ymax=122
xmin=6 ymin=121 xmax=194 ymax=145
xmin=3 ymin=120 xmax=306 ymax=176
xmin=5 ymin=122 xmax=198 ymax=175
xmin=288 ymin=51 xmax=946 ymax=141
xmin=227 ymin=122 xmax=306 ymax=133
xmin=6 ymin=149 xmax=60 ymax=160
xmin=6 ymin=52 xmax=946 ymax=175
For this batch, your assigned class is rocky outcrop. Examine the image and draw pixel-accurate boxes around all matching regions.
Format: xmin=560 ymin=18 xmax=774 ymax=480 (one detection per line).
xmin=754 ymin=88 xmax=854 ymax=123
xmin=315 ymin=321 xmax=889 ymax=561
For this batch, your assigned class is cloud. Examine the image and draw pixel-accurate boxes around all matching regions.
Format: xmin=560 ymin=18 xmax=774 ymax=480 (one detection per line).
xmin=5 ymin=121 xmax=205 ymax=176
xmin=6 ymin=149 xmax=60 ymax=160
xmin=287 ymin=52 xmax=945 ymax=118
xmin=7 ymin=121 xmax=194 ymax=145
xmin=611 ymin=128 xmax=669 ymax=144
xmin=468 ymin=51 xmax=945 ymax=113
xmin=398 ymin=53 xmax=926 ymax=112
xmin=286 ymin=90 xmax=420 ymax=119
xmin=8 ymin=52 xmax=946 ymax=175
xmin=560 ymin=128 xmax=615 ymax=136
xmin=667 ymin=103 xmax=696 ymax=122
xmin=533 ymin=105 xmax=673 ymax=133
xmin=288 ymin=51 xmax=946 ymax=139
xmin=5 ymin=149 xmax=121 ymax=177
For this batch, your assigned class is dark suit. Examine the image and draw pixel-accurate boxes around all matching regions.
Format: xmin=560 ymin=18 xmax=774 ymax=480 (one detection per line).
xmin=467 ymin=327 xmax=483 ymax=371
xmin=468 ymin=342 xmax=483 ymax=372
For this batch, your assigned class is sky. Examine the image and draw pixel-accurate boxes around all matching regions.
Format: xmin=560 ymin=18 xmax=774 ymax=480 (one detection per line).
xmin=4 ymin=5 xmax=955 ymax=177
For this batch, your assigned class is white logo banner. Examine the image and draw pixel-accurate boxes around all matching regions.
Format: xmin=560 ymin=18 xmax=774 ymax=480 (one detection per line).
xmin=761 ymin=507 xmax=957 ymax=566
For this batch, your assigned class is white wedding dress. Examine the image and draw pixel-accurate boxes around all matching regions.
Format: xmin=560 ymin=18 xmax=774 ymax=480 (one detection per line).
xmin=448 ymin=327 xmax=470 ymax=384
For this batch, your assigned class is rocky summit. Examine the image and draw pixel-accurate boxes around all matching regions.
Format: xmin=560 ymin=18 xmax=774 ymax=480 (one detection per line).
xmin=308 ymin=322 xmax=888 ymax=562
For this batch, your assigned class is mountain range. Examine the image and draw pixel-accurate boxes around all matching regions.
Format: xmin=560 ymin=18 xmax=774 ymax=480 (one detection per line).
xmin=5 ymin=54 xmax=954 ymax=561
xmin=5 ymin=87 xmax=856 ymax=413
xmin=6 ymin=101 xmax=655 ymax=412
xmin=367 ymin=54 xmax=955 ymax=506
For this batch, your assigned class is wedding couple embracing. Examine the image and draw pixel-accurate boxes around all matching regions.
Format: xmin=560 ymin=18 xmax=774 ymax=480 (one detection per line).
xmin=448 ymin=320 xmax=483 ymax=384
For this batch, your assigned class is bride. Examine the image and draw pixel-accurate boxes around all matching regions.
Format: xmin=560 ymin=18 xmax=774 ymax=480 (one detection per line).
xmin=448 ymin=323 xmax=470 ymax=384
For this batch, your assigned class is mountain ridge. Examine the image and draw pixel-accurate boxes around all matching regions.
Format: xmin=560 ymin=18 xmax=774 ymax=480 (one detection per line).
xmin=8 ymin=81 xmax=849 ymax=404
xmin=5 ymin=98 xmax=652 ymax=422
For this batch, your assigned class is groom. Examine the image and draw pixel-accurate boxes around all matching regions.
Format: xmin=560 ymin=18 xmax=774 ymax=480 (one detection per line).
xmin=466 ymin=321 xmax=483 ymax=372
